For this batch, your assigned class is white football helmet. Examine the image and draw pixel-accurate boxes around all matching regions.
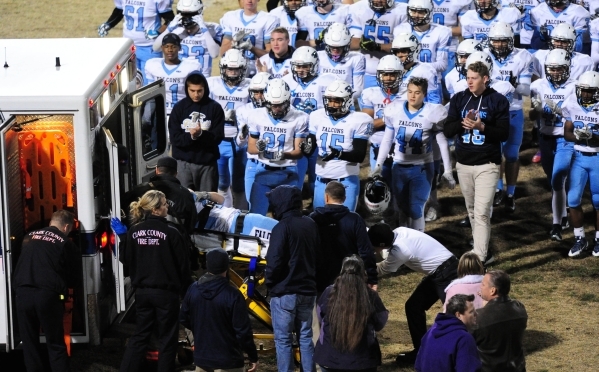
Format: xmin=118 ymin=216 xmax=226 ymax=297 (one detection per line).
xmin=291 ymin=46 xmax=320 ymax=82
xmin=249 ymin=72 xmax=271 ymax=107
xmin=364 ymin=176 xmax=391 ymax=215
xmin=455 ymin=39 xmax=482 ymax=72
xmin=220 ymin=49 xmax=247 ymax=86
xmin=323 ymin=80 xmax=353 ymax=119
xmin=546 ymin=0 xmax=568 ymax=7
xmin=283 ymin=0 xmax=306 ymax=15
xmin=264 ymin=78 xmax=292 ymax=119
xmin=376 ymin=55 xmax=405 ymax=90
xmin=391 ymin=33 xmax=421 ymax=66
xmin=474 ymin=0 xmax=500 ymax=13
xmin=549 ymin=23 xmax=577 ymax=54
xmin=488 ymin=22 xmax=514 ymax=61
xmin=324 ymin=23 xmax=352 ymax=62
xmin=544 ymin=49 xmax=571 ymax=87
xmin=576 ymin=71 xmax=599 ymax=107
xmin=369 ymin=0 xmax=395 ymax=13
xmin=407 ymin=0 xmax=433 ymax=26
xmin=177 ymin=0 xmax=203 ymax=14
xmin=465 ymin=51 xmax=494 ymax=76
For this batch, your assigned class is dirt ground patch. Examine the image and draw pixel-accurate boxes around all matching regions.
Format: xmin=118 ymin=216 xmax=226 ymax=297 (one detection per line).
xmin=2 ymin=1 xmax=599 ymax=371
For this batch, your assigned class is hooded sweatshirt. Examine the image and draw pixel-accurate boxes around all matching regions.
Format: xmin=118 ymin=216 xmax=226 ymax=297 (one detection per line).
xmin=265 ymin=185 xmax=318 ymax=297
xmin=310 ymin=204 xmax=377 ymax=292
xmin=179 ymin=274 xmax=258 ymax=369
xmin=168 ymin=72 xmax=225 ymax=165
xmin=415 ymin=313 xmax=482 ymax=372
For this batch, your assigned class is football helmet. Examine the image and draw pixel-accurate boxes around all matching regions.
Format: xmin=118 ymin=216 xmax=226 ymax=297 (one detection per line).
xmin=455 ymin=39 xmax=482 ymax=72
xmin=249 ymin=72 xmax=272 ymax=108
xmin=364 ymin=176 xmax=392 ymax=215
xmin=474 ymin=0 xmax=500 ymax=13
xmin=544 ymin=49 xmax=571 ymax=87
xmin=546 ymin=0 xmax=568 ymax=8
xmin=407 ymin=0 xmax=433 ymax=27
xmin=465 ymin=51 xmax=494 ymax=76
xmin=323 ymin=80 xmax=353 ymax=119
xmin=314 ymin=0 xmax=331 ymax=7
xmin=220 ymin=49 xmax=247 ymax=86
xmin=376 ymin=55 xmax=405 ymax=90
xmin=575 ymin=71 xmax=599 ymax=107
xmin=549 ymin=23 xmax=576 ymax=54
xmin=264 ymin=78 xmax=292 ymax=119
xmin=178 ymin=0 xmax=203 ymax=27
xmin=488 ymin=22 xmax=514 ymax=61
xmin=324 ymin=23 xmax=352 ymax=62
xmin=391 ymin=33 xmax=421 ymax=66
xmin=291 ymin=46 xmax=320 ymax=82
xmin=369 ymin=0 xmax=395 ymax=13
xmin=283 ymin=0 xmax=306 ymax=16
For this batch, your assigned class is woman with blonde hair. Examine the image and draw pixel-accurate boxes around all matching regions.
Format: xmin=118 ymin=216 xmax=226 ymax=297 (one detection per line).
xmin=120 ymin=190 xmax=192 ymax=372
xmin=314 ymin=255 xmax=388 ymax=372
xmin=443 ymin=252 xmax=485 ymax=311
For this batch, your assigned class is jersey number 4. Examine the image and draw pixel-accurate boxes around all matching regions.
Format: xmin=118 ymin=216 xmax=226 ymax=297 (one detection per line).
xmin=396 ymin=127 xmax=423 ymax=154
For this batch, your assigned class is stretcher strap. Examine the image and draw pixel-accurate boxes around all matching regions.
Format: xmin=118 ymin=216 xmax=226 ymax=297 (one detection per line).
xmin=233 ymin=211 xmax=248 ymax=253
xmin=248 ymin=257 xmax=257 ymax=297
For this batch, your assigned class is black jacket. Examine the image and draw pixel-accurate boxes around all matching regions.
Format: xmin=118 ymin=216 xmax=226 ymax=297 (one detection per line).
xmin=168 ymin=72 xmax=225 ymax=165
xmin=12 ymin=226 xmax=80 ymax=297
xmin=310 ymin=204 xmax=377 ymax=292
xmin=121 ymin=215 xmax=191 ymax=295
xmin=180 ymin=274 xmax=258 ymax=368
xmin=473 ymin=296 xmax=528 ymax=372
xmin=123 ymin=173 xmax=197 ymax=234
xmin=443 ymin=87 xmax=510 ymax=165
xmin=265 ymin=186 xmax=318 ymax=297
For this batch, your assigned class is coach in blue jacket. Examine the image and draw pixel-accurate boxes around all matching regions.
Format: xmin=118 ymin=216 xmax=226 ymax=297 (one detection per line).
xmin=443 ymin=61 xmax=509 ymax=266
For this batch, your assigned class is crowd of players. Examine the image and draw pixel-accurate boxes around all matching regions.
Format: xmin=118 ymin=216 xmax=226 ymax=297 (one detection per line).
xmin=97 ymin=0 xmax=599 ymax=261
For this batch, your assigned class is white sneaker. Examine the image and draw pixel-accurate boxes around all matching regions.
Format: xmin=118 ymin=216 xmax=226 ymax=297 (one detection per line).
xmin=425 ymin=206 xmax=438 ymax=222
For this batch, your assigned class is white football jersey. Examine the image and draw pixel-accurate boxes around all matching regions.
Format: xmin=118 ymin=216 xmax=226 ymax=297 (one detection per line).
xmin=171 ymin=23 xmax=223 ymax=77
xmin=461 ymin=7 xmax=522 ymax=40
xmin=561 ymin=96 xmax=599 ymax=152
xmin=445 ymin=66 xmax=463 ymax=97
xmin=317 ymin=51 xmax=366 ymax=96
xmin=349 ymin=1 xmax=408 ymax=75
xmin=296 ymin=4 xmax=352 ymax=41
xmin=529 ymin=3 xmax=591 ymax=45
xmin=270 ymin=6 xmax=300 ymax=47
xmin=257 ymin=54 xmax=293 ymax=79
xmin=532 ymin=50 xmax=593 ymax=81
xmin=309 ymin=109 xmax=373 ymax=178
xmin=399 ymin=63 xmax=442 ymax=104
xmin=432 ymin=0 xmax=473 ymax=52
xmin=487 ymin=47 xmax=533 ymax=110
xmin=501 ymin=0 xmax=540 ymax=45
xmin=382 ymin=100 xmax=448 ymax=164
xmin=393 ymin=23 xmax=452 ymax=74
xmin=530 ymin=78 xmax=575 ymax=136
xmin=115 ymin=0 xmax=172 ymax=47
xmin=359 ymin=86 xmax=402 ymax=146
xmin=247 ymin=107 xmax=309 ymax=166
xmin=283 ymin=73 xmax=339 ymax=114
xmin=207 ymin=76 xmax=251 ymax=138
xmin=220 ymin=10 xmax=279 ymax=65
xmin=144 ymin=58 xmax=201 ymax=115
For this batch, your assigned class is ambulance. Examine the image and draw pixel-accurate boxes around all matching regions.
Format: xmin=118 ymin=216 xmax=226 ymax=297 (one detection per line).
xmin=0 ymin=38 xmax=169 ymax=351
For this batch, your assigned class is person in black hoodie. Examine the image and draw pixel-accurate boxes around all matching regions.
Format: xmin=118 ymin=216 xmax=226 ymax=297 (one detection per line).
xmin=309 ymin=181 xmax=377 ymax=294
xmin=119 ymin=190 xmax=191 ymax=372
xmin=179 ymin=249 xmax=258 ymax=372
xmin=265 ymin=185 xmax=319 ymax=372
xmin=168 ymin=72 xmax=225 ymax=192
xmin=443 ymin=61 xmax=510 ymax=266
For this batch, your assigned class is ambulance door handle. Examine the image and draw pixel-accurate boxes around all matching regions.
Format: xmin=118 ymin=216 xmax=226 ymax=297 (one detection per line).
xmin=146 ymin=163 xmax=157 ymax=170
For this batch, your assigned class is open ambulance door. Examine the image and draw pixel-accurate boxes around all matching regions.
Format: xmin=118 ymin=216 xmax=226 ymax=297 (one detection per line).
xmin=103 ymin=127 xmax=127 ymax=313
xmin=127 ymin=80 xmax=168 ymax=185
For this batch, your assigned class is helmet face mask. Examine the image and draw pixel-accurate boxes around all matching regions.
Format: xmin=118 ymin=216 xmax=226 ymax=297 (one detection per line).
xmin=314 ymin=0 xmax=331 ymax=7
xmin=220 ymin=50 xmax=247 ymax=86
xmin=576 ymin=72 xmax=599 ymax=108
xmin=474 ymin=0 xmax=499 ymax=13
xmin=407 ymin=0 xmax=433 ymax=27
xmin=264 ymin=79 xmax=292 ymax=119
xmin=376 ymin=55 xmax=404 ymax=90
xmin=369 ymin=0 xmax=394 ymax=13
xmin=546 ymin=0 xmax=568 ymax=8
xmin=249 ymin=72 xmax=271 ymax=107
xmin=322 ymin=81 xmax=353 ymax=119
xmin=391 ymin=34 xmax=421 ymax=67
xmin=455 ymin=39 xmax=482 ymax=72
xmin=488 ymin=22 xmax=514 ymax=61
xmin=549 ymin=23 xmax=577 ymax=54
xmin=291 ymin=46 xmax=319 ymax=83
xmin=364 ymin=176 xmax=391 ymax=215
xmin=284 ymin=0 xmax=305 ymax=15
xmin=550 ymin=37 xmax=575 ymax=53
xmin=544 ymin=49 xmax=571 ymax=87
xmin=178 ymin=0 xmax=203 ymax=26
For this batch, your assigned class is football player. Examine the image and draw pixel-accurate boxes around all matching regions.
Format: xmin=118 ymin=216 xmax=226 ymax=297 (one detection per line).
xmin=461 ymin=0 xmax=521 ymax=42
xmin=445 ymin=39 xmax=482 ymax=98
xmin=530 ymin=49 xmax=575 ymax=241
xmin=562 ymin=71 xmax=599 ymax=257
xmin=207 ymin=49 xmax=251 ymax=209
xmin=485 ymin=22 xmax=533 ymax=212
xmin=269 ymin=0 xmax=305 ymax=47
xmin=295 ymin=0 xmax=352 ymax=49
xmin=318 ymin=23 xmax=366 ymax=98
xmin=246 ymin=78 xmax=309 ymax=215
xmin=502 ymin=0 xmax=540 ymax=50
xmin=256 ymin=28 xmax=295 ymax=79
xmin=349 ymin=0 xmax=408 ymax=89
xmin=370 ymin=77 xmax=454 ymax=232
xmin=219 ymin=0 xmax=280 ymax=77
xmin=307 ymin=80 xmax=373 ymax=211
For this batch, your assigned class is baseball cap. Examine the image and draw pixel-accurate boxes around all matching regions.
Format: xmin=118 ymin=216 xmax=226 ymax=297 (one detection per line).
xmin=367 ymin=222 xmax=395 ymax=248
xmin=206 ymin=249 xmax=229 ymax=275
xmin=156 ymin=156 xmax=178 ymax=170
xmin=162 ymin=33 xmax=181 ymax=46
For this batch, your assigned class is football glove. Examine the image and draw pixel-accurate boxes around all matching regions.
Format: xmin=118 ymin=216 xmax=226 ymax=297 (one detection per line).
xmin=369 ymin=164 xmax=383 ymax=178
xmin=232 ymin=30 xmax=251 ymax=49
xmin=272 ymin=150 xmax=284 ymax=161
xmin=540 ymin=24 xmax=550 ymax=41
xmin=509 ymin=71 xmax=518 ymax=88
xmin=442 ymin=171 xmax=456 ymax=190
xmin=256 ymin=138 xmax=269 ymax=152
xmin=299 ymin=137 xmax=314 ymax=156
xmin=321 ymin=146 xmax=341 ymax=161
xmin=574 ymin=126 xmax=593 ymax=140
xmin=191 ymin=14 xmax=208 ymax=31
xmin=98 ymin=23 xmax=111 ymax=37
xmin=360 ymin=36 xmax=380 ymax=52
xmin=145 ymin=29 xmax=159 ymax=40
xmin=167 ymin=14 xmax=183 ymax=32
xmin=236 ymin=39 xmax=253 ymax=51
xmin=224 ymin=108 xmax=236 ymax=123
xmin=545 ymin=99 xmax=562 ymax=116
xmin=315 ymin=28 xmax=327 ymax=49
xmin=531 ymin=96 xmax=544 ymax=113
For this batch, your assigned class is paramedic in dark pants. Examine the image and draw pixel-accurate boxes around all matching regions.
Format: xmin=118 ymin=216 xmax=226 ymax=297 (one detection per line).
xmin=119 ymin=190 xmax=191 ymax=372
xmin=12 ymin=210 xmax=79 ymax=372
xmin=443 ymin=61 xmax=510 ymax=265
xmin=367 ymin=222 xmax=458 ymax=367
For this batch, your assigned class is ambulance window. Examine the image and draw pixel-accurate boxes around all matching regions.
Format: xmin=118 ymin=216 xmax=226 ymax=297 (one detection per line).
xmin=140 ymin=95 xmax=166 ymax=160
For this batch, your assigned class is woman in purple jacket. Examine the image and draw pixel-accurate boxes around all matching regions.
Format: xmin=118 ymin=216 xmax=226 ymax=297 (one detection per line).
xmin=314 ymin=255 xmax=388 ymax=372
xmin=443 ymin=252 xmax=486 ymax=312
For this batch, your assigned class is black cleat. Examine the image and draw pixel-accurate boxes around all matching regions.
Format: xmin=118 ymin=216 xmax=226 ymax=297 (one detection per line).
xmin=493 ymin=189 xmax=504 ymax=206
xmin=505 ymin=195 xmax=515 ymax=212
xmin=458 ymin=216 xmax=471 ymax=228
xmin=549 ymin=224 xmax=562 ymax=241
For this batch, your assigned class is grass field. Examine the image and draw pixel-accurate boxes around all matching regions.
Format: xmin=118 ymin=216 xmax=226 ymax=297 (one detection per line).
xmin=2 ymin=1 xmax=599 ymax=371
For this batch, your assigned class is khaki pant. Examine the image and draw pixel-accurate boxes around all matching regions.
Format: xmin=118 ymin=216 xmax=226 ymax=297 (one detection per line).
xmin=456 ymin=162 xmax=500 ymax=261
